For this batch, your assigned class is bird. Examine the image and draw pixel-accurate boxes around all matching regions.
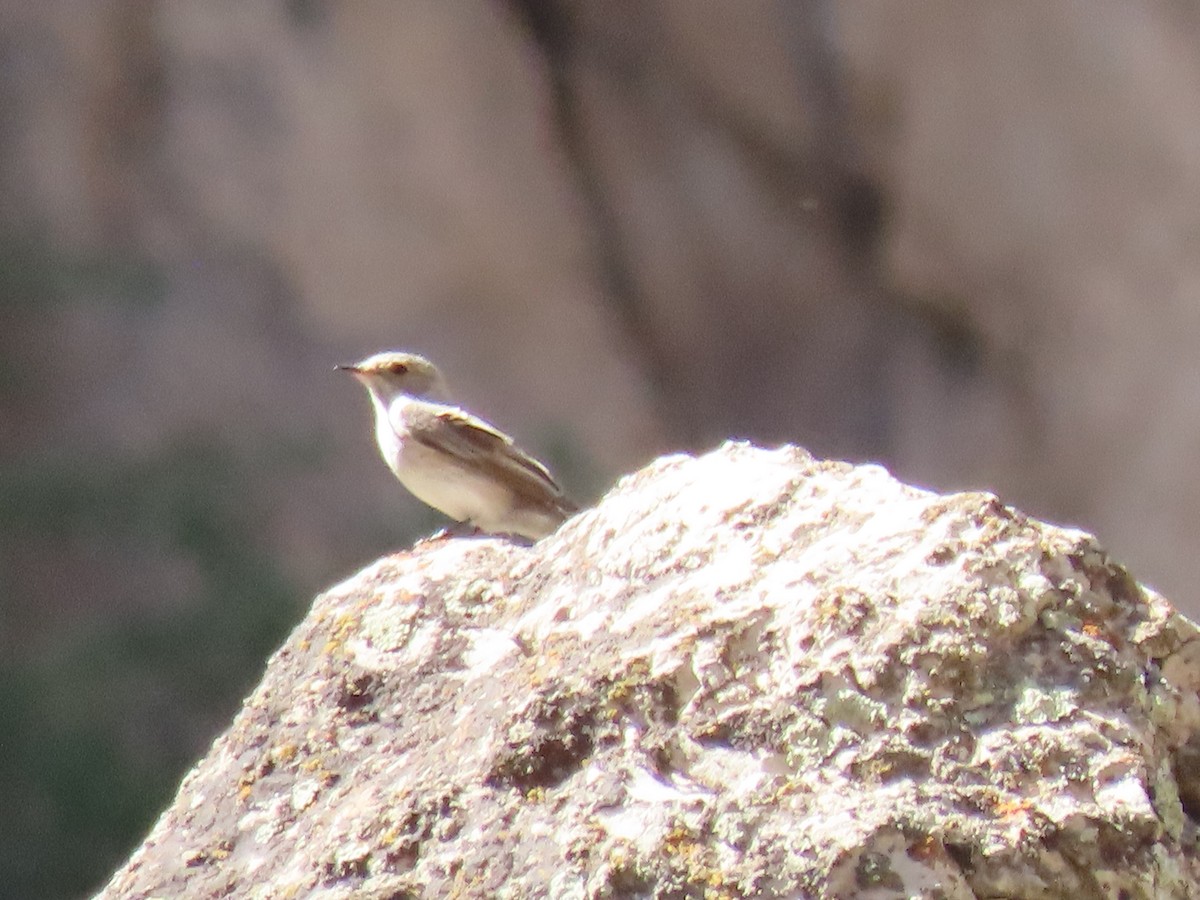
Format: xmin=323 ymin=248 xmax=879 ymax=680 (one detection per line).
xmin=337 ymin=351 xmax=578 ymax=541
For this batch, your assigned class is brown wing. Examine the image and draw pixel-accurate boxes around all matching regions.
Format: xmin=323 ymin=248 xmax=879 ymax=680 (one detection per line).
xmin=399 ymin=402 xmax=573 ymax=509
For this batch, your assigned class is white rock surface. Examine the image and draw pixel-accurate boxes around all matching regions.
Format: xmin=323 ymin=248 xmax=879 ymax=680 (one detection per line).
xmin=97 ymin=444 xmax=1200 ymax=898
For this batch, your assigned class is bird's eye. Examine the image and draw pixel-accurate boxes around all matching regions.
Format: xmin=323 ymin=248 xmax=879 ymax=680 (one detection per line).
xmin=390 ymin=362 xmax=409 ymax=374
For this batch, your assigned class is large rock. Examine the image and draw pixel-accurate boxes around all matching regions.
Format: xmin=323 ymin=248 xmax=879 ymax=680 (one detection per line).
xmin=97 ymin=444 xmax=1200 ymax=897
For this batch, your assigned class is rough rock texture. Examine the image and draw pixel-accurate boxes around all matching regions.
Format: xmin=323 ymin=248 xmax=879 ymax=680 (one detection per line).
xmin=97 ymin=443 xmax=1200 ymax=898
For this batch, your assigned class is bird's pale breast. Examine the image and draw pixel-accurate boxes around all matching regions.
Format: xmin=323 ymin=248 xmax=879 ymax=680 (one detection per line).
xmin=374 ymin=395 xmax=514 ymax=526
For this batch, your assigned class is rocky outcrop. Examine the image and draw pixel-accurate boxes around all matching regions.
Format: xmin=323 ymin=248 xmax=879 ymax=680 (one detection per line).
xmin=97 ymin=444 xmax=1200 ymax=898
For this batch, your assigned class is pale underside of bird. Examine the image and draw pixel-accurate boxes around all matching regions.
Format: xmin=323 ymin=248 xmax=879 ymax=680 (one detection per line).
xmin=339 ymin=351 xmax=577 ymax=541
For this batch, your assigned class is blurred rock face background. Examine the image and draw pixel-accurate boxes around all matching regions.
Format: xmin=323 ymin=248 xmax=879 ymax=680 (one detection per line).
xmin=3 ymin=2 xmax=1199 ymax=896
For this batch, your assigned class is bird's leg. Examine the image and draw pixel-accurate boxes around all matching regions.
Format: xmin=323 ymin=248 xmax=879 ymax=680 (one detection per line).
xmin=427 ymin=520 xmax=483 ymax=541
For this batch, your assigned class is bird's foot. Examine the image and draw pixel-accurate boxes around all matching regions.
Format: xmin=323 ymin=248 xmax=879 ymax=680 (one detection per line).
xmin=426 ymin=521 xmax=483 ymax=542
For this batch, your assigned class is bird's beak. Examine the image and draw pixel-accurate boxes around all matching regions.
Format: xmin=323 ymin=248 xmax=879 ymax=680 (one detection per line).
xmin=336 ymin=364 xmax=372 ymax=386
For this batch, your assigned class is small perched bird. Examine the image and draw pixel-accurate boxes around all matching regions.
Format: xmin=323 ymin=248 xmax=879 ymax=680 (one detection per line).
xmin=338 ymin=351 xmax=577 ymax=541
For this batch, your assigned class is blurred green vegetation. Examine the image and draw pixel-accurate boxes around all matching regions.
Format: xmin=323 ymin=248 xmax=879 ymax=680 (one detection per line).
xmin=0 ymin=441 xmax=303 ymax=899
xmin=0 ymin=233 xmax=168 ymax=311
xmin=0 ymin=230 xmax=169 ymax=402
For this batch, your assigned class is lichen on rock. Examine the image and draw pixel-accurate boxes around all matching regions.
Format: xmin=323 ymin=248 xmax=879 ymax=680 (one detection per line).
xmin=96 ymin=443 xmax=1200 ymax=898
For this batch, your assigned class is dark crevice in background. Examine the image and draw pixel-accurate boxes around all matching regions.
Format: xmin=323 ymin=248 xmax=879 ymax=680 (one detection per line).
xmin=778 ymin=0 xmax=889 ymax=265
xmin=504 ymin=0 xmax=689 ymax=439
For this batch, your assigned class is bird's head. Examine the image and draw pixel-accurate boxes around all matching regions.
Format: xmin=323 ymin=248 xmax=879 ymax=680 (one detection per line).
xmin=337 ymin=351 xmax=449 ymax=402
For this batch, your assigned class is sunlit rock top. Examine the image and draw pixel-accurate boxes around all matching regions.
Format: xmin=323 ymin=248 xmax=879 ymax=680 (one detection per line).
xmin=97 ymin=442 xmax=1200 ymax=898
